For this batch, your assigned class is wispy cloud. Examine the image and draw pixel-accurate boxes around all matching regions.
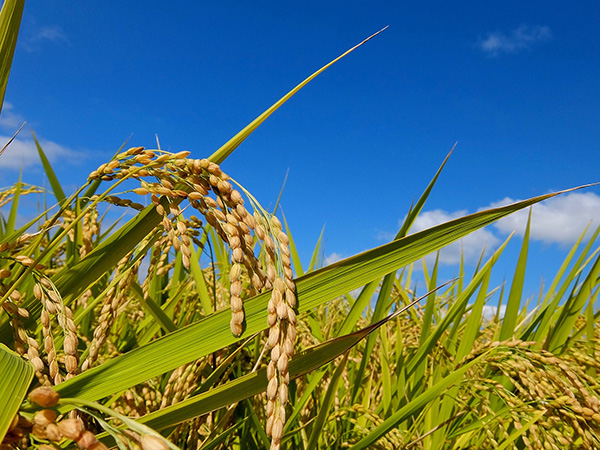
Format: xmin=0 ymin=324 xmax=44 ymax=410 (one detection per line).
xmin=0 ymin=103 xmax=25 ymax=130
xmin=0 ymin=133 xmax=79 ymax=171
xmin=482 ymin=304 xmax=506 ymax=321
xmin=489 ymin=192 xmax=600 ymax=245
xmin=325 ymin=252 xmax=344 ymax=265
xmin=22 ymin=24 xmax=69 ymax=52
xmin=478 ymin=25 xmax=551 ymax=56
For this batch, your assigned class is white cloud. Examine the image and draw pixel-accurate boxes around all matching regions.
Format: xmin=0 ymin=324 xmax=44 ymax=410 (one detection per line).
xmin=489 ymin=192 xmax=600 ymax=245
xmin=478 ymin=25 xmax=551 ymax=56
xmin=0 ymin=133 xmax=79 ymax=171
xmin=0 ymin=103 xmax=25 ymax=130
xmin=325 ymin=252 xmax=344 ymax=265
xmin=482 ymin=304 xmax=506 ymax=321
xmin=410 ymin=209 xmax=500 ymax=265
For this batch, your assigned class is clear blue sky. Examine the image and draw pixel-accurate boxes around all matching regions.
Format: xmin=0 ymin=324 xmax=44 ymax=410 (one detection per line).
xmin=1 ymin=1 xmax=599 ymax=300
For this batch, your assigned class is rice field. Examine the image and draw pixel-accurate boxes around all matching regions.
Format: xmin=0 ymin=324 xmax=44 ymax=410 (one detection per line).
xmin=2 ymin=1 xmax=600 ymax=449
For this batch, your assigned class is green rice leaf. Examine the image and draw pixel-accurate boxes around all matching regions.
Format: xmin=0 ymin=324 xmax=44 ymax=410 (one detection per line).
xmin=208 ymin=28 xmax=387 ymax=164
xmin=306 ymin=352 xmax=349 ymax=449
xmin=497 ymin=209 xmax=531 ymax=341
xmin=33 ymin=131 xmax=68 ymax=206
xmin=547 ymin=252 xmax=600 ymax=353
xmin=5 ymin=170 xmax=21 ymax=233
xmin=0 ymin=0 xmax=25 ymax=113
xmin=0 ymin=343 xmax=34 ymax=442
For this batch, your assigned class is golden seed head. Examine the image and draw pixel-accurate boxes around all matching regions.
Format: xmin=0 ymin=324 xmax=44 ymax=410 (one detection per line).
xmin=232 ymin=247 xmax=244 ymax=263
xmin=77 ymin=430 xmax=99 ymax=448
xmin=45 ymin=423 xmax=62 ymax=442
xmin=107 ymin=159 xmax=120 ymax=170
xmin=217 ymin=180 xmax=232 ymax=194
xmin=133 ymin=187 xmax=149 ymax=195
xmin=267 ymin=361 xmax=277 ymax=380
xmin=141 ymin=435 xmax=170 ymax=450
xmin=230 ymin=189 xmax=243 ymax=204
xmin=278 ymin=231 xmax=289 ymax=246
xmin=33 ymin=409 xmax=57 ymax=427
xmin=267 ymin=326 xmax=279 ymax=348
xmin=126 ymin=146 xmax=145 ymax=155
xmin=267 ymin=376 xmax=279 ymax=400
xmin=277 ymin=353 xmax=289 ymax=374
xmin=276 ymin=302 xmax=288 ymax=320
xmin=230 ymin=280 xmax=243 ymax=297
xmin=270 ymin=216 xmax=282 ymax=230
xmin=31 ymin=357 xmax=45 ymax=372
xmin=0 ymin=268 xmax=11 ymax=278
xmin=271 ymin=417 xmax=284 ymax=442
xmin=229 ymin=263 xmax=242 ymax=282
xmin=160 ymin=178 xmax=174 ymax=190
xmin=230 ymin=295 xmax=243 ymax=312
xmin=29 ymin=386 xmax=60 ymax=407
xmin=279 ymin=383 xmax=289 ymax=405
xmin=64 ymin=334 xmax=78 ymax=355
xmin=57 ymin=418 xmax=84 ymax=441
xmin=266 ymin=415 xmax=274 ymax=437
xmin=271 ymin=344 xmax=281 ymax=362
xmin=65 ymin=355 xmax=79 ymax=373
xmin=15 ymin=255 xmax=35 ymax=266
xmin=287 ymin=308 xmax=297 ymax=325
xmin=230 ymin=320 xmax=243 ymax=336
xmin=273 ymin=278 xmax=286 ymax=293
xmin=174 ymin=150 xmax=191 ymax=159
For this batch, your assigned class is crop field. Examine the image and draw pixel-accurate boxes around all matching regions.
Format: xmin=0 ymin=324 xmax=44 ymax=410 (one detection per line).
xmin=1 ymin=1 xmax=600 ymax=449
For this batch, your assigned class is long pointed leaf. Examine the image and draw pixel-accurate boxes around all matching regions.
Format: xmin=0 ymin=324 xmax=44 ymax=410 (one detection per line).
xmin=0 ymin=0 xmax=25 ymax=112
xmin=0 ymin=344 xmax=34 ymax=441
xmin=497 ymin=209 xmax=531 ymax=341
xmin=208 ymin=28 xmax=387 ymax=164
xmin=33 ymin=131 xmax=67 ymax=206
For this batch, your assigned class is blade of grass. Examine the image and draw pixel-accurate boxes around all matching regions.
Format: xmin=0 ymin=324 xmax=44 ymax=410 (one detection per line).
xmin=0 ymin=343 xmax=34 ymax=442
xmin=208 ymin=27 xmax=387 ymax=164
xmin=0 ymin=0 xmax=25 ymax=112
xmin=547 ymin=252 xmax=600 ymax=353
xmin=525 ymin=225 xmax=600 ymax=344
xmin=130 ymin=283 xmax=177 ymax=334
xmin=5 ymin=170 xmax=21 ymax=233
xmin=281 ymin=209 xmax=304 ymax=277
xmin=33 ymin=131 xmax=68 ymax=206
xmin=497 ymin=209 xmax=531 ymax=341
xmin=307 ymin=225 xmax=325 ymax=273
xmin=305 ymin=353 xmax=349 ymax=449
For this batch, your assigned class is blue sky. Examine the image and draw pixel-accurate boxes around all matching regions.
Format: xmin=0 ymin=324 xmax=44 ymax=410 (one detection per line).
xmin=1 ymin=1 xmax=599 ymax=299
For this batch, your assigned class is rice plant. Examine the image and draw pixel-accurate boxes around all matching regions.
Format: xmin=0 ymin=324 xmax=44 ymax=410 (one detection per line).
xmin=1 ymin=1 xmax=600 ymax=449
